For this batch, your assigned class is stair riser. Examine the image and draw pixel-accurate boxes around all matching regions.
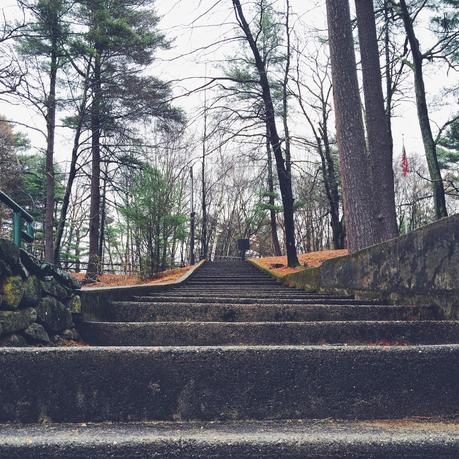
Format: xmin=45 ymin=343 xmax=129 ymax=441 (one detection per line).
xmin=93 ymin=303 xmax=436 ymax=323
xmin=79 ymin=322 xmax=459 ymax=346
xmin=0 ymin=346 xmax=457 ymax=423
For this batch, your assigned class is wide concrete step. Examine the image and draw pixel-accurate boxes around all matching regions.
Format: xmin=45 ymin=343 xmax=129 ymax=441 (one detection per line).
xmin=1 ymin=346 xmax=457 ymax=423
xmin=95 ymin=302 xmax=436 ymax=323
xmin=1 ymin=419 xmax=457 ymax=458
xmin=190 ymin=276 xmax=271 ymax=280
xmin=133 ymin=295 xmax=384 ymax=305
xmin=172 ymin=287 xmax=345 ymax=295
xmin=150 ymin=292 xmax=351 ymax=300
xmin=78 ymin=321 xmax=459 ymax=346
xmin=185 ymin=281 xmax=280 ymax=286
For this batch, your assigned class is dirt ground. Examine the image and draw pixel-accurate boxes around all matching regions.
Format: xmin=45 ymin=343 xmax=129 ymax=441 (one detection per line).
xmin=250 ymin=249 xmax=348 ymax=277
xmin=71 ymin=265 xmax=192 ymax=288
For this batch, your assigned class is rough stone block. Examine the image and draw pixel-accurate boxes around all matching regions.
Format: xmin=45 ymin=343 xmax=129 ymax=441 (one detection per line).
xmin=0 ymin=240 xmax=20 ymax=273
xmin=37 ymin=296 xmax=73 ymax=333
xmin=21 ymin=275 xmax=41 ymax=308
xmin=0 ymin=333 xmax=27 ymax=347
xmin=69 ymin=295 xmax=81 ymax=314
xmin=0 ymin=308 xmax=37 ymax=334
xmin=1 ymin=276 xmax=25 ymax=310
xmin=23 ymin=323 xmax=50 ymax=344
xmin=40 ymin=279 xmax=71 ymax=302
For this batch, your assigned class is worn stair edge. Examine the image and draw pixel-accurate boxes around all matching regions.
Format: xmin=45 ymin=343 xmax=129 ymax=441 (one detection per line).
xmin=0 ymin=419 xmax=458 ymax=458
xmin=146 ymin=291 xmax=352 ymax=298
xmin=91 ymin=302 xmax=436 ymax=323
xmin=78 ymin=321 xmax=459 ymax=346
xmin=131 ymin=296 xmax=385 ymax=305
xmin=0 ymin=345 xmax=458 ymax=423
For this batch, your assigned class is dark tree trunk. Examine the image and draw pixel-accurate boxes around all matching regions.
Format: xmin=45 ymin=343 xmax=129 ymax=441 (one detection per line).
xmin=384 ymin=0 xmax=394 ymax=125
xmin=200 ymin=100 xmax=208 ymax=260
xmin=98 ymin=168 xmax=108 ymax=269
xmin=233 ymin=0 xmax=299 ymax=267
xmin=86 ymin=50 xmax=102 ymax=280
xmin=75 ymin=227 xmax=81 ymax=273
xmin=282 ymin=0 xmax=292 ymax=186
xmin=325 ymin=0 xmax=378 ymax=253
xmin=399 ymin=0 xmax=448 ymax=219
xmin=44 ymin=45 xmax=58 ymax=263
xmin=355 ymin=0 xmax=398 ymax=241
xmin=54 ymin=78 xmax=89 ymax=264
xmin=319 ymin=136 xmax=344 ymax=249
xmin=266 ymin=129 xmax=282 ymax=256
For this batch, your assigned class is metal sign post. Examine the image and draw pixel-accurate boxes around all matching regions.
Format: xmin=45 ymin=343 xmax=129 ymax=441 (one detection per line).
xmin=237 ymin=239 xmax=250 ymax=261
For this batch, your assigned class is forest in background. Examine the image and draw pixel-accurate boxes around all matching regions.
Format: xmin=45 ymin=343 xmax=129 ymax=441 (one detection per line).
xmin=0 ymin=0 xmax=458 ymax=280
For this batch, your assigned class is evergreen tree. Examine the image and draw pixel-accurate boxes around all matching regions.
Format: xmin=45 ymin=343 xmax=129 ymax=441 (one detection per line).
xmin=71 ymin=0 xmax=183 ymax=279
xmin=17 ymin=0 xmax=71 ymax=262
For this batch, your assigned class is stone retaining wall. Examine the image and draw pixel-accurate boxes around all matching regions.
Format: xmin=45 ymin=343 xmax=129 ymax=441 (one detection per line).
xmin=0 ymin=239 xmax=80 ymax=346
xmin=284 ymin=215 xmax=459 ymax=319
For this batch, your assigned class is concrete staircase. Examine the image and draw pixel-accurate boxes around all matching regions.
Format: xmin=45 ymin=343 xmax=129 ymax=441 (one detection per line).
xmin=0 ymin=260 xmax=458 ymax=457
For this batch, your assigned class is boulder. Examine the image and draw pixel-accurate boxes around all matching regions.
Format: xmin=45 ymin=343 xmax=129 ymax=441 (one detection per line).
xmin=23 ymin=323 xmax=50 ymax=344
xmin=62 ymin=328 xmax=80 ymax=340
xmin=0 ymin=239 xmax=20 ymax=273
xmin=0 ymin=307 xmax=37 ymax=334
xmin=1 ymin=275 xmax=25 ymax=310
xmin=21 ymin=275 xmax=41 ymax=308
xmin=36 ymin=296 xmax=73 ymax=333
xmin=40 ymin=279 xmax=71 ymax=301
xmin=19 ymin=249 xmax=43 ymax=277
xmin=0 ymin=333 xmax=27 ymax=347
xmin=0 ymin=260 xmax=12 ymax=280
xmin=68 ymin=295 xmax=81 ymax=313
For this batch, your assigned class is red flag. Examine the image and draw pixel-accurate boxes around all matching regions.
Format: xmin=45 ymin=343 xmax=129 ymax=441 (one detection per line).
xmin=401 ymin=143 xmax=409 ymax=177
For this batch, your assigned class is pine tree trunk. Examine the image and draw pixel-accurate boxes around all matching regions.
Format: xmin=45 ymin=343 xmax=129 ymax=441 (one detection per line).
xmin=355 ymin=0 xmax=398 ymax=241
xmin=319 ymin=135 xmax=344 ymax=249
xmin=266 ymin=130 xmax=282 ymax=256
xmin=200 ymin=102 xmax=208 ymax=260
xmin=399 ymin=0 xmax=448 ymax=219
xmin=54 ymin=77 xmax=89 ymax=264
xmin=325 ymin=0 xmax=378 ymax=253
xmin=98 ymin=168 xmax=108 ymax=269
xmin=44 ymin=46 xmax=58 ymax=263
xmin=86 ymin=50 xmax=102 ymax=280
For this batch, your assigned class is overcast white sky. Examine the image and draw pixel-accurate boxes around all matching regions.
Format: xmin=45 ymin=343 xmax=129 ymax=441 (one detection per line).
xmin=1 ymin=0 xmax=458 ymax=172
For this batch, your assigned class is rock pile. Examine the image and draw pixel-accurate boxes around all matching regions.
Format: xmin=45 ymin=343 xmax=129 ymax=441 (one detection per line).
xmin=0 ymin=239 xmax=81 ymax=346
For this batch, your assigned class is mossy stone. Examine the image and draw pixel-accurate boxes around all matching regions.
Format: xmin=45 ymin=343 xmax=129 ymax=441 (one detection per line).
xmin=0 ymin=307 xmax=37 ymax=334
xmin=37 ymin=296 xmax=73 ymax=333
xmin=23 ymin=323 xmax=50 ymax=344
xmin=1 ymin=275 xmax=25 ymax=310
xmin=69 ymin=295 xmax=81 ymax=313
xmin=40 ymin=279 xmax=71 ymax=301
xmin=0 ymin=239 xmax=20 ymax=272
xmin=21 ymin=275 xmax=41 ymax=308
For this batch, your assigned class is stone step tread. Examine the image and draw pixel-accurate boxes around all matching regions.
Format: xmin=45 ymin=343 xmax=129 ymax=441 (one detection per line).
xmin=1 ymin=419 xmax=457 ymax=458
xmin=165 ymin=291 xmax=327 ymax=295
xmin=79 ymin=321 xmax=459 ymax=346
xmin=1 ymin=345 xmax=458 ymax=423
xmin=131 ymin=296 xmax=385 ymax=305
xmin=134 ymin=291 xmax=354 ymax=304
xmin=101 ymin=302 xmax=436 ymax=322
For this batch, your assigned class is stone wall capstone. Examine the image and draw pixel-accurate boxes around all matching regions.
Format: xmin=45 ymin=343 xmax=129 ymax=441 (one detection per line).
xmin=0 ymin=238 xmax=81 ymax=346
